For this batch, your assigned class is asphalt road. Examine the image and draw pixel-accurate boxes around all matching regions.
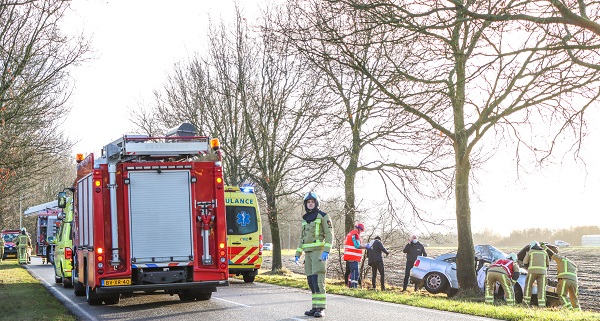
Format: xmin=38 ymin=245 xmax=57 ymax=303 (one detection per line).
xmin=25 ymin=257 xmax=500 ymax=321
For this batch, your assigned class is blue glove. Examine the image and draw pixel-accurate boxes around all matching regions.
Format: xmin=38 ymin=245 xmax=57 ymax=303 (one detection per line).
xmin=320 ymin=252 xmax=329 ymax=261
xmin=294 ymin=256 xmax=299 ymax=265
xmin=366 ymin=243 xmax=371 ymax=249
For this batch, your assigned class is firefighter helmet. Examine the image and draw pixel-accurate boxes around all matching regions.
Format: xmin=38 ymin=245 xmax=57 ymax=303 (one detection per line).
xmin=529 ymin=241 xmax=539 ymax=249
xmin=303 ymin=191 xmax=320 ymax=211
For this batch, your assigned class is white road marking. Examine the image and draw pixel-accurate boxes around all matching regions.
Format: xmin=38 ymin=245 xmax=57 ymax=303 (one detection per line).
xmin=213 ymin=296 xmax=253 ymax=307
xmin=27 ymin=267 xmax=98 ymax=321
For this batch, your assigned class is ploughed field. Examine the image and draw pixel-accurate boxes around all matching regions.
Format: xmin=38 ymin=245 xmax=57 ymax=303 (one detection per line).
xmin=264 ymin=246 xmax=600 ymax=312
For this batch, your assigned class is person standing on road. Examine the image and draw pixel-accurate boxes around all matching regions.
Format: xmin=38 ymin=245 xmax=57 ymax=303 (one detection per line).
xmin=546 ymin=246 xmax=581 ymax=310
xmin=15 ymin=228 xmax=32 ymax=264
xmin=402 ymin=234 xmax=427 ymax=291
xmin=367 ymin=236 xmax=389 ymax=291
xmin=485 ymin=253 xmax=520 ymax=305
xmin=344 ymin=223 xmax=370 ymax=288
xmin=294 ymin=192 xmax=334 ymax=318
xmin=523 ymin=241 xmax=550 ymax=306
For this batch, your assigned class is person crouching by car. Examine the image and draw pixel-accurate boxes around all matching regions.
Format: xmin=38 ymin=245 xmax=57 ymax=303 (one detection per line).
xmin=545 ymin=245 xmax=581 ymax=310
xmin=485 ymin=253 xmax=520 ymax=305
xmin=402 ymin=234 xmax=427 ymax=291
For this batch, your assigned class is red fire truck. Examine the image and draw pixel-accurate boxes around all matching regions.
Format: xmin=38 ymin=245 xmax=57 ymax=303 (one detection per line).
xmin=69 ymin=124 xmax=229 ymax=305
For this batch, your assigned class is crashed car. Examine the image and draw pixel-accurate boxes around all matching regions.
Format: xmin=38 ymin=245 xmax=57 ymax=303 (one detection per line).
xmin=410 ymin=244 xmax=559 ymax=305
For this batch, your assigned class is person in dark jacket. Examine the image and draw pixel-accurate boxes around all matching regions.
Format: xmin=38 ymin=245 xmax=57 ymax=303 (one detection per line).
xmin=402 ymin=234 xmax=427 ymax=291
xmin=367 ymin=236 xmax=389 ymax=291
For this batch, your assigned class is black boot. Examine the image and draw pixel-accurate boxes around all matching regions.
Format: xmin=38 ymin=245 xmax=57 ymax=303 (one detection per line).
xmin=305 ymin=308 xmax=317 ymax=316
xmin=314 ymin=309 xmax=324 ymax=318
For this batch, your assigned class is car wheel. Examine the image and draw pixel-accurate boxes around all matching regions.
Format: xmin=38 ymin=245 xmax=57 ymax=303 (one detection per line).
xmin=514 ymin=283 xmax=523 ymax=304
xmin=63 ymin=270 xmax=73 ymax=288
xmin=424 ymin=272 xmax=448 ymax=294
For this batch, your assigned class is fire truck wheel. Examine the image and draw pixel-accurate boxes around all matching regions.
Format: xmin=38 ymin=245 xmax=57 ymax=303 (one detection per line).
xmin=104 ymin=295 xmax=120 ymax=305
xmin=178 ymin=290 xmax=196 ymax=302
xmin=73 ymin=278 xmax=85 ymax=297
xmin=195 ymin=292 xmax=212 ymax=301
xmin=86 ymin=283 xmax=103 ymax=305
xmin=243 ymin=272 xmax=256 ymax=283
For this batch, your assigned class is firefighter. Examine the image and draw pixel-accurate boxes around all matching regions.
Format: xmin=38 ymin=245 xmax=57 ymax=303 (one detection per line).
xmin=485 ymin=253 xmax=520 ymax=305
xmin=294 ymin=192 xmax=334 ymax=318
xmin=15 ymin=228 xmax=32 ymax=264
xmin=344 ymin=223 xmax=370 ymax=289
xmin=545 ymin=245 xmax=581 ymax=310
xmin=523 ymin=241 xmax=550 ymax=306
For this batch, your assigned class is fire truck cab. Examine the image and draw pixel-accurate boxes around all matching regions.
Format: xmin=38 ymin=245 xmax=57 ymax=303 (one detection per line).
xmin=69 ymin=124 xmax=229 ymax=305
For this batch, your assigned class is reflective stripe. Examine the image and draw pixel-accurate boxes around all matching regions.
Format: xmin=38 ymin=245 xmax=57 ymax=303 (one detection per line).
xmin=296 ymin=247 xmax=303 ymax=252
xmin=324 ymin=243 xmax=332 ymax=248
xmin=314 ymin=219 xmax=321 ymax=238
xmin=302 ymin=241 xmax=325 ymax=248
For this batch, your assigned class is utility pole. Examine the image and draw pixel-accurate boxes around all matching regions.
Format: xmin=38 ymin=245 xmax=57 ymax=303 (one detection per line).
xmin=19 ymin=194 xmax=23 ymax=229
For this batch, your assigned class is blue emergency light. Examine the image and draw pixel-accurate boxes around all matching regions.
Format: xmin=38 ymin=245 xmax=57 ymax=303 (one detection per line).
xmin=240 ymin=186 xmax=254 ymax=193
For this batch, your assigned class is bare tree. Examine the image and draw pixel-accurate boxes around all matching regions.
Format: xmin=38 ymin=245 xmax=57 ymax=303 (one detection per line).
xmin=279 ymin=2 xmax=454 ymax=235
xmin=280 ymin=0 xmax=600 ymax=291
xmin=0 ymin=1 xmax=90 ymax=223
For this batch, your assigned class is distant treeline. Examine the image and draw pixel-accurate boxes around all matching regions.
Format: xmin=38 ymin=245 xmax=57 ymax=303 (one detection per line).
xmin=420 ymin=226 xmax=600 ymax=247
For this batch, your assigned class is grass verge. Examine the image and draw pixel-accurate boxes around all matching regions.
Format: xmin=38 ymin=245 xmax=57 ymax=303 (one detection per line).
xmin=256 ymin=270 xmax=600 ymax=321
xmin=0 ymin=260 xmax=75 ymax=321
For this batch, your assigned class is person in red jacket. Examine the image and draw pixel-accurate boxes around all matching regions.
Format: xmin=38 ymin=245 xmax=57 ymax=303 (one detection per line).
xmin=485 ymin=253 xmax=520 ymax=305
xmin=343 ymin=223 xmax=370 ymax=288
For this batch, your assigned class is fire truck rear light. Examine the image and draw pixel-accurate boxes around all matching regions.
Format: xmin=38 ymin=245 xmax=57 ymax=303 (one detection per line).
xmin=414 ymin=259 xmax=420 ymax=267
xmin=220 ymin=263 xmax=226 ymax=269
xmin=191 ymin=177 xmax=197 ymax=183
xmin=220 ymin=257 xmax=226 ymax=263
xmin=217 ymin=184 xmax=223 ymax=189
xmin=97 ymin=248 xmax=103 ymax=254
xmin=95 ymin=180 xmax=101 ymax=187
xmin=76 ymin=153 xmax=84 ymax=163
xmin=124 ymin=178 xmax=130 ymax=185
xmin=65 ymin=248 xmax=72 ymax=260
xmin=219 ymin=243 xmax=225 ymax=249
xmin=95 ymin=187 xmax=101 ymax=193
xmin=98 ymin=262 xmax=104 ymax=268
xmin=220 ymin=250 xmax=226 ymax=256
xmin=98 ymin=256 xmax=103 ymax=261
xmin=98 ymin=269 xmax=104 ymax=275
xmin=216 ymin=177 xmax=222 ymax=183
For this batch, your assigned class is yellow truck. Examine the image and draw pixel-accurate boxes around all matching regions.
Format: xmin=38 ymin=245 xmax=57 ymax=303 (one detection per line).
xmin=225 ymin=186 xmax=263 ymax=283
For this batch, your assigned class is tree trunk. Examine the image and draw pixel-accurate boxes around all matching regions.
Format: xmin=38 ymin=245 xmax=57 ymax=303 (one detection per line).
xmin=344 ymin=163 xmax=358 ymax=234
xmin=454 ymin=141 xmax=477 ymax=290
xmin=265 ymin=189 xmax=282 ymax=270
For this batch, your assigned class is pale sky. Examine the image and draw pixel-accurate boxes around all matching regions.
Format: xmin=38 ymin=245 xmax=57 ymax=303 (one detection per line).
xmin=59 ymin=1 xmax=600 ymax=237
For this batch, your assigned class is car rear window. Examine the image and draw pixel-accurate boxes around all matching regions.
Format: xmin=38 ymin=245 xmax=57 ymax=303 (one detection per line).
xmin=2 ymin=233 xmax=19 ymax=242
xmin=226 ymin=206 xmax=258 ymax=235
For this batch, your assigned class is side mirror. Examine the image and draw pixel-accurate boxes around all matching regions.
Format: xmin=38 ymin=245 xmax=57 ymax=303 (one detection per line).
xmin=57 ymin=212 xmax=64 ymax=221
xmin=57 ymin=191 xmax=67 ymax=209
xmin=47 ymin=236 xmax=56 ymax=244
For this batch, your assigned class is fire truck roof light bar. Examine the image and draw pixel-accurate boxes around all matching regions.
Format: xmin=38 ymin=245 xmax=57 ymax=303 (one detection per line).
xmin=125 ymin=165 xmax=193 ymax=171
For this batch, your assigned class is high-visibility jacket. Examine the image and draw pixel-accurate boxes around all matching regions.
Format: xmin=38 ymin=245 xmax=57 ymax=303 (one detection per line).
xmin=488 ymin=259 xmax=518 ymax=278
xmin=343 ymin=230 xmax=363 ymax=262
xmin=15 ymin=234 xmax=31 ymax=248
xmin=295 ymin=211 xmax=334 ymax=257
xmin=551 ymin=253 xmax=578 ymax=282
xmin=523 ymin=248 xmax=549 ymax=274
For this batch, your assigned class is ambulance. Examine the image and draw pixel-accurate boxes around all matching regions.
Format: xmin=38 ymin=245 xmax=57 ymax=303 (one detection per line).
xmin=225 ymin=186 xmax=263 ymax=283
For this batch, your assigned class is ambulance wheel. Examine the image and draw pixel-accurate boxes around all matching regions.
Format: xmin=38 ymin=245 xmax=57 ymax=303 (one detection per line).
xmin=243 ymin=272 xmax=255 ymax=283
xmin=62 ymin=274 xmax=73 ymax=288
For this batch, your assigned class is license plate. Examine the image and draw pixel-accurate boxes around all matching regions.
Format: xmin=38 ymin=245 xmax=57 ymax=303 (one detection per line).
xmin=102 ymin=279 xmax=131 ymax=286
